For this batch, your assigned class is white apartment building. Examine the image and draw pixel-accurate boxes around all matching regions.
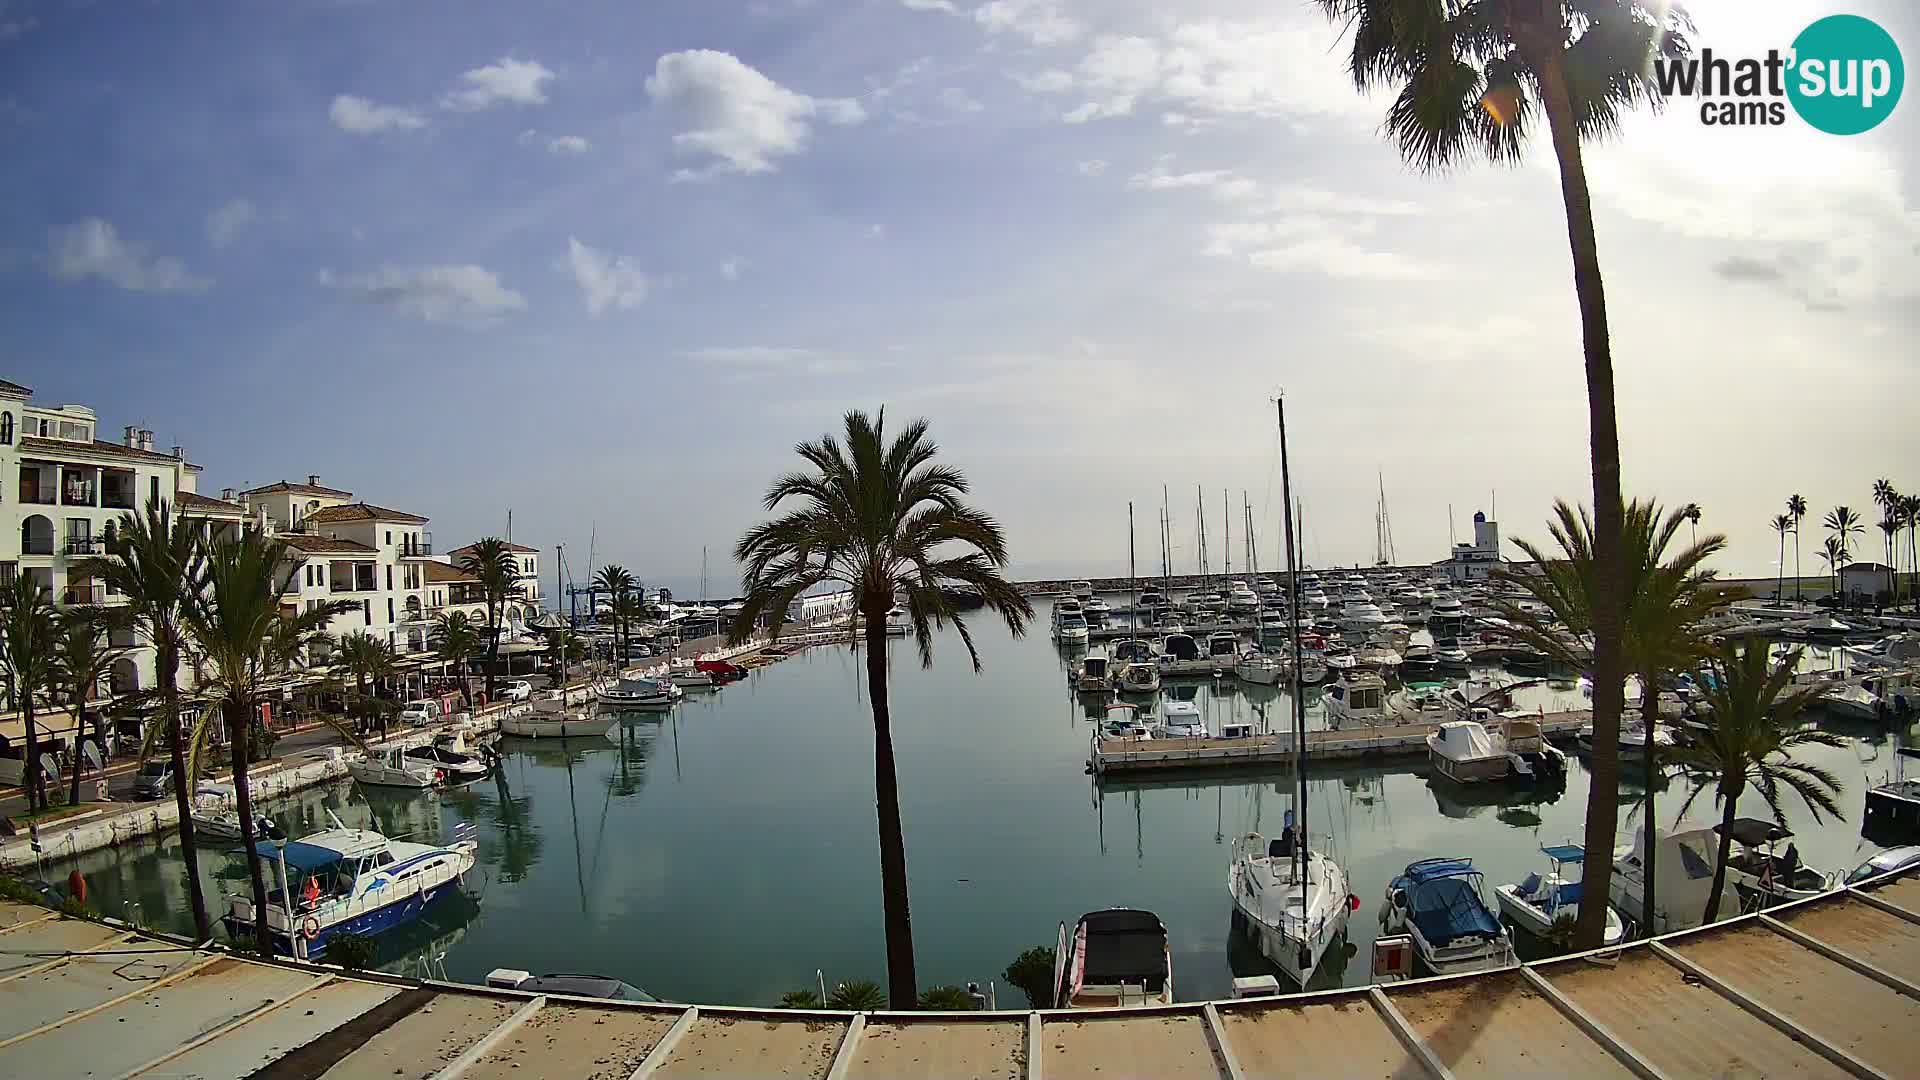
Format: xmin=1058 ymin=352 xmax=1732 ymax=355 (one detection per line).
xmin=442 ymin=541 xmax=543 ymax=631
xmin=230 ymin=479 xmax=434 ymax=655
xmin=0 ymin=380 xmax=223 ymax=698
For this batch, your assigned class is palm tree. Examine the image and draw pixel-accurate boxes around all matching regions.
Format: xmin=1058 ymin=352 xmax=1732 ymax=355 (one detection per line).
xmin=1313 ymin=0 xmax=1689 ymax=951
xmin=1873 ymin=480 xmax=1902 ymax=604
xmin=1878 ymin=515 xmax=1900 ymax=604
xmin=1682 ymin=503 xmax=1702 ymax=547
xmin=459 ymin=539 xmax=520 ymax=702
xmin=76 ymin=499 xmax=214 ymax=939
xmin=0 ymin=577 xmax=58 ymax=811
xmin=1819 ymin=536 xmax=1847 ymax=601
xmin=333 ymin=630 xmax=396 ymax=734
xmin=1493 ymin=498 xmax=1732 ymax=938
xmin=430 ymin=612 xmax=480 ymax=708
xmin=1769 ymin=514 xmax=1793 ymax=605
xmin=1905 ymin=494 xmax=1920 ymax=612
xmin=1825 ymin=507 xmax=1863 ymax=602
xmin=1787 ymin=494 xmax=1809 ymax=606
xmin=1670 ymin=642 xmax=1844 ymax=924
xmin=50 ymin=609 xmax=124 ymax=806
xmin=610 ymin=593 xmax=647 ymax=669
xmin=593 ymin=565 xmax=635 ymax=663
xmin=184 ymin=530 xmax=354 ymax=953
xmin=728 ymin=410 xmax=1033 ymax=1006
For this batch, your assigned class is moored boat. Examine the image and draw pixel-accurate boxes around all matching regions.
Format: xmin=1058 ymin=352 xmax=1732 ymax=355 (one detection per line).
xmin=1379 ymin=858 xmax=1516 ymax=976
xmin=598 ymin=676 xmax=682 ymax=709
xmin=348 ymin=746 xmax=440 ymax=789
xmin=1494 ymin=844 xmax=1623 ymax=945
xmin=1230 ymin=827 xmax=1354 ymax=989
xmin=1054 ymin=908 xmax=1174 ymax=1008
xmin=500 ymin=707 xmax=616 ymax=739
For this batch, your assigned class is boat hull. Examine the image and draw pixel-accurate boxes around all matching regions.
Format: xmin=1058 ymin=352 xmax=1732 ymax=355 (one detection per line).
xmin=500 ymin=714 xmax=616 ymax=739
xmin=224 ymin=876 xmax=464 ymax=958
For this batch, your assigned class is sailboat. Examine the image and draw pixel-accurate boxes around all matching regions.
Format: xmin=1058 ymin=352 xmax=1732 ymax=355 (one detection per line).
xmin=1228 ymin=395 xmax=1356 ymax=989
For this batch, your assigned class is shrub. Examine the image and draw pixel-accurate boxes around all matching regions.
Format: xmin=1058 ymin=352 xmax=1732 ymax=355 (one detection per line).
xmin=1003 ymin=946 xmax=1056 ymax=1009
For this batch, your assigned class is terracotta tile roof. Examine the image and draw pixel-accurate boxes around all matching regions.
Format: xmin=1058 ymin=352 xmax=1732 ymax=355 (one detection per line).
xmin=176 ymin=490 xmax=247 ymax=517
xmin=239 ymin=480 xmax=355 ymax=498
xmin=0 ymin=379 xmax=30 ymax=397
xmin=302 ymin=501 xmax=430 ymax=525
xmin=18 ymin=436 xmax=196 ymax=467
xmin=425 ymin=561 xmax=479 ymax=584
xmin=449 ymin=541 xmax=538 ymax=555
xmin=276 ymin=534 xmax=378 ymax=555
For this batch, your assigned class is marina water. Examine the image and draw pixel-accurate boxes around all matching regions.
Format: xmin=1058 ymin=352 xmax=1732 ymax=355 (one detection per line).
xmin=49 ymin=605 xmax=1913 ymax=1005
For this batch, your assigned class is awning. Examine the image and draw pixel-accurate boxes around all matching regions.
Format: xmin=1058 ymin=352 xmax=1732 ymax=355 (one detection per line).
xmin=1715 ymin=817 xmax=1789 ymax=847
xmin=232 ymin=841 xmax=342 ymax=873
xmin=1541 ymin=844 xmax=1585 ymax=863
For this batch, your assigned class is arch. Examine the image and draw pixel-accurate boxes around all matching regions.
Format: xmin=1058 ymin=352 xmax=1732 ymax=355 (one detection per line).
xmin=20 ymin=514 xmax=52 ymax=555
xmin=403 ymin=594 xmax=423 ymax=618
xmin=109 ymin=657 xmax=140 ymax=697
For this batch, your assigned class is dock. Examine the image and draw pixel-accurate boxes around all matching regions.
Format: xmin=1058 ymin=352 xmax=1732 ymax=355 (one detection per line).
xmin=1089 ymin=711 xmax=1590 ymax=775
xmin=0 ymin=866 xmax=1915 ymax=1078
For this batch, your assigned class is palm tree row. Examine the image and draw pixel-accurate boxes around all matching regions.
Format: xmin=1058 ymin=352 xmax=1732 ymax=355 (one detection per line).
xmin=593 ymin=565 xmax=636 ymax=667
xmin=1779 ymin=484 xmax=1919 ymax=609
xmin=459 ymin=539 xmax=520 ymax=702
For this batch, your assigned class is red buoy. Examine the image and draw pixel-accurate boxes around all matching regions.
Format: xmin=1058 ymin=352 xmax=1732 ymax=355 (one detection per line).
xmin=67 ymin=870 xmax=87 ymax=905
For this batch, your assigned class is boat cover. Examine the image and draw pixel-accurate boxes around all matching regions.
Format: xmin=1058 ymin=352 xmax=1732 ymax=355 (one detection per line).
xmin=1431 ymin=722 xmax=1496 ymax=760
xmin=232 ymin=841 xmax=342 ymax=872
xmin=1077 ymin=909 xmax=1168 ymax=991
xmin=1541 ymin=844 xmax=1585 ymax=864
xmin=1398 ymin=860 xmax=1500 ymax=943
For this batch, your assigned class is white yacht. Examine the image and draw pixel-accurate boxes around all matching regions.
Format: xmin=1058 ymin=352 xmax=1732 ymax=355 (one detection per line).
xmin=1156 ymin=632 xmax=1212 ymax=675
xmin=1341 ymin=601 xmax=1389 ymax=634
xmin=1718 ymin=819 xmax=1834 ymax=909
xmin=1229 ymin=829 xmax=1353 ymax=989
xmin=224 ymin=822 xmax=477 ymax=958
xmin=1075 ymin=652 xmax=1113 ymax=693
xmin=500 ymin=706 xmax=616 ymax=739
xmin=1159 ymin=699 xmax=1206 ymax=737
xmin=1427 ymin=713 xmax=1565 ymax=786
xmin=1227 ymin=582 xmax=1261 ymax=614
xmin=1234 ymin=651 xmax=1285 ymax=686
xmin=597 ymin=676 xmax=682 ymax=709
xmin=404 ymin=729 xmax=492 ymax=784
xmin=1069 ymin=580 xmax=1094 ymax=602
xmin=1101 ymin=703 xmax=1152 ymax=739
xmin=1205 ymin=631 xmax=1241 ymax=673
xmin=1322 ymin=670 xmax=1389 ymax=728
xmin=1117 ymin=660 xmax=1162 ymax=694
xmin=1379 ymin=858 xmax=1516 ymax=976
xmin=1609 ymin=826 xmax=1735 ymax=935
xmin=1054 ymin=612 xmax=1091 ymax=646
xmin=348 ymin=746 xmax=439 ymax=789
xmin=1495 ymin=844 xmax=1624 ymax=945
xmin=1083 ymin=597 xmax=1112 ymax=623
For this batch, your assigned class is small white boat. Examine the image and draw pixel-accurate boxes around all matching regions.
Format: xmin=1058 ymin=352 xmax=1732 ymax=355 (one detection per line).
xmin=348 ymin=746 xmax=440 ymax=789
xmin=1427 ymin=719 xmax=1510 ymax=784
xmin=1323 ymin=670 xmax=1389 ymax=728
xmin=1156 ymin=633 xmax=1212 ymax=676
xmin=1101 ymin=703 xmax=1151 ymax=739
xmin=1205 ymin=631 xmax=1240 ymax=674
xmin=1159 ymin=699 xmax=1206 ymax=738
xmin=1116 ymin=660 xmax=1161 ymax=694
xmin=1229 ymin=829 xmax=1354 ymax=988
xmin=1054 ymin=908 xmax=1173 ymax=1008
xmin=598 ymin=676 xmax=682 ymax=709
xmin=1380 ymin=858 xmax=1516 ymax=976
xmin=1234 ymin=652 xmax=1284 ymax=686
xmin=1075 ymin=652 xmax=1113 ymax=693
xmin=1054 ymin=613 xmax=1091 ymax=646
xmin=405 ymin=730 xmax=493 ymax=784
xmin=1609 ymin=826 xmax=1736 ymax=935
xmin=190 ymin=782 xmax=269 ymax=841
xmin=500 ymin=707 xmax=616 ymax=739
xmin=1495 ymin=844 xmax=1625 ymax=946
xmin=1069 ymin=580 xmax=1094 ymax=601
xmin=668 ymin=661 xmax=716 ymax=688
xmin=1718 ymin=819 xmax=1834 ymax=910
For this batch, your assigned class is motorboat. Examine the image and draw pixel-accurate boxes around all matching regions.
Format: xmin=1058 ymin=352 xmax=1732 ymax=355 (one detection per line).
xmin=190 ymin=781 xmax=271 ymax=842
xmin=1136 ymin=587 xmax=1167 ymax=612
xmin=1322 ymin=670 xmax=1389 ymax=728
xmin=1433 ymin=644 xmax=1470 ymax=668
xmin=1117 ymin=659 xmax=1162 ymax=694
xmin=405 ymin=730 xmax=493 ymax=784
xmin=1234 ymin=651 xmax=1284 ymax=686
xmin=1257 ymin=609 xmax=1289 ymax=646
xmin=1494 ymin=844 xmax=1624 ymax=945
xmin=694 ymin=659 xmax=749 ymax=683
xmin=348 ymin=746 xmax=440 ymax=789
xmin=1341 ymin=602 xmax=1389 ymax=634
xmin=1399 ymin=643 xmax=1440 ymax=677
xmin=1255 ymin=577 xmax=1281 ymax=600
xmin=1205 ymin=631 xmax=1240 ymax=674
xmin=223 ymin=821 xmax=477 ymax=958
xmin=485 ymin=969 xmax=660 ymax=1002
xmin=1075 ymin=652 xmax=1113 ymax=693
xmin=1449 ymin=675 xmax=1520 ymax=712
xmin=1156 ymin=632 xmax=1211 ymax=676
xmin=1502 ymin=717 xmax=1569 ymax=784
xmin=1101 ymin=703 xmax=1152 ymax=739
xmin=668 ymin=660 xmax=716 ymax=688
xmin=1070 ymin=580 xmax=1094 ymax=602
xmin=500 ymin=707 xmax=616 ymax=740
xmin=1608 ymin=825 xmax=1734 ymax=935
xmin=1353 ymin=642 xmax=1402 ymax=674
xmin=1427 ymin=718 xmax=1510 ymax=784
xmin=1159 ymin=699 xmax=1206 ymax=738
xmin=1053 ymin=909 xmax=1173 ymax=1008
xmin=1227 ymin=583 xmax=1261 ymax=614
xmin=1321 ymin=642 xmax=1357 ymax=674
xmin=598 ymin=676 xmax=681 ymax=709
xmin=1379 ymin=858 xmax=1516 ymax=976
xmin=1054 ymin=613 xmax=1091 ymax=647
xmin=1864 ymin=748 xmax=1920 ymax=839
xmin=1718 ymin=819 xmax=1834 ymax=910
xmin=1577 ymin=719 xmax=1677 ymax=763
xmin=1084 ymin=597 xmax=1112 ymax=623
xmin=1814 ymin=676 xmax=1883 ymax=721
xmin=1110 ymin=637 xmax=1154 ymax=665
xmin=1229 ymin=828 xmax=1354 ymax=989
xmin=1841 ymin=632 xmax=1920 ymax=671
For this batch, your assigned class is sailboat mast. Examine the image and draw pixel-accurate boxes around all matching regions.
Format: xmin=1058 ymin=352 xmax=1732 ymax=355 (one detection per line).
xmin=1275 ymin=396 xmax=1307 ymax=895
xmin=1128 ymin=502 xmax=1137 ymax=634
xmin=1223 ymin=488 xmax=1231 ymax=580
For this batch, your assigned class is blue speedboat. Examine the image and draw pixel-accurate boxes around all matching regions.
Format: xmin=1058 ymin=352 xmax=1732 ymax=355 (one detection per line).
xmin=223 ymin=823 xmax=477 ymax=958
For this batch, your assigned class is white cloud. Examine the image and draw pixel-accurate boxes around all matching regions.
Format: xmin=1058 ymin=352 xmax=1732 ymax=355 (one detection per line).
xmin=1010 ymin=69 xmax=1075 ymax=93
xmin=1126 ymin=165 xmax=1259 ymax=202
xmin=1076 ymin=159 xmax=1108 ymax=176
xmin=937 ymin=86 xmax=983 ymax=113
xmin=546 ymin=134 xmax=591 ymax=154
xmin=1204 ymin=218 xmax=1439 ymax=280
xmin=329 ymin=94 xmax=427 ymax=134
xmin=865 ymin=223 xmax=886 ymax=240
xmin=684 ymin=346 xmax=861 ymax=377
xmin=899 ymin=0 xmax=959 ymax=12
xmin=441 ymin=56 xmax=555 ymax=111
xmin=565 ymin=238 xmax=650 ymax=315
xmin=719 ymin=257 xmax=747 ymax=281
xmin=645 ymin=49 xmax=865 ymax=177
xmin=205 ymin=199 xmax=258 ymax=249
xmin=974 ymin=0 xmax=1082 ymax=46
xmin=48 ymin=218 xmax=211 ymax=293
xmin=318 ymin=264 xmax=525 ymax=324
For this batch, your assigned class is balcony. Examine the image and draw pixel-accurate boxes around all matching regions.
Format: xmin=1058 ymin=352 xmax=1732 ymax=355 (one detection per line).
xmin=62 ymin=583 xmax=105 ymax=606
xmin=401 ymin=532 xmax=434 ymax=557
xmin=102 ymin=486 xmax=136 ymax=510
xmin=61 ymin=481 xmax=97 ymax=507
xmin=64 ymin=536 xmax=100 ymax=556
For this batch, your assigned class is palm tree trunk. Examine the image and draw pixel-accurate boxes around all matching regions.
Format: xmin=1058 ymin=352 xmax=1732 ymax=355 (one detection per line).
xmin=486 ymin=605 xmax=502 ymax=701
xmin=161 ymin=643 xmax=213 ymax=941
xmin=21 ymin=699 xmax=42 ymax=812
xmin=226 ymin=697 xmax=274 ymax=954
xmin=68 ymin=704 xmax=86 ymax=806
xmin=1640 ymin=671 xmax=1661 ymax=937
xmin=1776 ymin=532 xmax=1785 ymax=605
xmin=1534 ymin=46 xmax=1628 ymax=952
xmin=862 ymin=594 xmax=916 ymax=1007
xmin=1794 ymin=526 xmax=1803 ymax=606
xmin=1704 ymin=780 xmax=1740 ymax=925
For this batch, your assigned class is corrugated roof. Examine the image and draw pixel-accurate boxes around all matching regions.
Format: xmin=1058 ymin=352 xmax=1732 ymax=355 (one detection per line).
xmin=239 ymin=480 xmax=356 ymax=498
xmin=17 ymin=436 xmax=196 ymax=467
xmin=450 ymin=540 xmax=538 ymax=555
xmin=277 ymin=534 xmax=378 ymax=555
xmin=175 ymin=490 xmax=247 ymax=516
xmin=303 ymin=502 xmax=430 ymax=525
xmin=425 ymin=561 xmax=478 ymax=583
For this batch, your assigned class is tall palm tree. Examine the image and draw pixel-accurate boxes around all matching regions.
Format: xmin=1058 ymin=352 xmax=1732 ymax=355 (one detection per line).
xmin=430 ymin=612 xmax=480 ymax=708
xmin=1905 ymin=494 xmax=1920 ymax=612
xmin=1878 ymin=515 xmax=1900 ymax=604
xmin=1312 ymin=0 xmax=1690 ymax=948
xmin=1787 ymin=494 xmax=1809 ymax=606
xmin=1493 ymin=498 xmax=1731 ymax=938
xmin=184 ymin=531 xmax=354 ymax=953
xmin=727 ymin=410 xmax=1033 ymax=1005
xmin=459 ymin=539 xmax=520 ymax=702
xmin=1670 ymin=642 xmax=1843 ymax=924
xmin=1769 ymin=514 xmax=1793 ymax=606
xmin=1819 ymin=537 xmax=1847 ymax=601
xmin=1825 ymin=506 xmax=1863 ymax=602
xmin=50 ymin=609 xmax=124 ymax=806
xmin=593 ymin=565 xmax=635 ymax=664
xmin=1872 ymin=480 xmax=1901 ymax=604
xmin=610 ymin=593 xmax=647 ymax=669
xmin=333 ymin=630 xmax=396 ymax=733
xmin=1682 ymin=503 xmax=1702 ymax=547
xmin=76 ymin=499 xmax=214 ymax=939
xmin=0 ymin=577 xmax=58 ymax=811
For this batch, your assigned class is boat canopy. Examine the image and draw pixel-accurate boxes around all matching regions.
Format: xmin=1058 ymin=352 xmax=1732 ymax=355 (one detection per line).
xmin=1431 ymin=722 xmax=1496 ymax=760
xmin=1541 ymin=844 xmax=1585 ymax=864
xmin=1075 ymin=909 xmax=1168 ymax=991
xmin=1715 ymin=818 xmax=1791 ymax=847
xmin=1396 ymin=860 xmax=1501 ymax=942
xmin=235 ymin=841 xmax=343 ymax=873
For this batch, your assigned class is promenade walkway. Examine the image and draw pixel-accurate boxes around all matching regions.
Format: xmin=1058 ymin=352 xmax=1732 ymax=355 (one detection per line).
xmin=0 ymin=867 xmax=1913 ymax=1078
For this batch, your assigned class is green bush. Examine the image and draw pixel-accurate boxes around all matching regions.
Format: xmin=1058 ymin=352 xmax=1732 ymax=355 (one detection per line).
xmin=778 ymin=989 xmax=822 ymax=1009
xmin=916 ymin=985 xmax=978 ymax=1011
xmin=1003 ymin=946 xmax=1056 ymax=1008
xmin=825 ymin=979 xmax=886 ymax=1010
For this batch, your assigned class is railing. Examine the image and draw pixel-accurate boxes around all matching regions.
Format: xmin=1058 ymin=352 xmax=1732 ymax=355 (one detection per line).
xmin=20 ymin=538 xmax=54 ymax=556
xmin=401 ymin=533 xmax=433 ymax=557
xmin=102 ymin=490 xmax=136 ymax=510
xmin=62 ymin=584 xmax=105 ymax=606
xmin=63 ymin=537 xmax=99 ymax=556
xmin=61 ymin=486 xmax=97 ymax=507
xmin=18 ymin=490 xmax=54 ymax=505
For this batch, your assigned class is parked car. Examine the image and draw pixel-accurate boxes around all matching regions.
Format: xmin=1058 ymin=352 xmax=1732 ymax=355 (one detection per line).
xmin=400 ymin=700 xmax=443 ymax=726
xmin=501 ymin=680 xmax=533 ymax=702
xmin=1846 ymin=845 xmax=1920 ymax=884
xmin=131 ymin=760 xmax=175 ymax=800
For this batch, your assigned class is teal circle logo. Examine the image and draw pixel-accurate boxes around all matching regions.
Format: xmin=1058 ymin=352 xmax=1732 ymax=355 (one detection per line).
xmin=1787 ymin=15 xmax=1903 ymax=135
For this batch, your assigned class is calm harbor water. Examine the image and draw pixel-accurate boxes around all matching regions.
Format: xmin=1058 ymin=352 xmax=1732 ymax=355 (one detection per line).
xmin=50 ymin=603 xmax=1916 ymax=1006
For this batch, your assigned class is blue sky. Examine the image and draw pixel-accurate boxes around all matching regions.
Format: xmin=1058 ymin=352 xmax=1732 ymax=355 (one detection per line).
xmin=3 ymin=0 xmax=1916 ymax=593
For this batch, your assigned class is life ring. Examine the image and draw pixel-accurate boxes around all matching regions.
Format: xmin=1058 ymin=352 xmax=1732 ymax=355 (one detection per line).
xmin=300 ymin=915 xmax=321 ymax=940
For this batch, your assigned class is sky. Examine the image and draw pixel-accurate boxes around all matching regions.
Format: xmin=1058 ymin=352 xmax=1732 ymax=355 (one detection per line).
xmin=2 ymin=0 xmax=1915 ymax=596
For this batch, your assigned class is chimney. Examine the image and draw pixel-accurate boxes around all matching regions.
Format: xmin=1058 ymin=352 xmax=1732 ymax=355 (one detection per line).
xmin=221 ymin=487 xmax=235 ymax=502
xmin=307 ymin=474 xmax=321 ymax=488
xmin=123 ymin=425 xmax=137 ymax=448
xmin=171 ymin=445 xmax=184 ymax=460
xmin=137 ymin=429 xmax=154 ymax=452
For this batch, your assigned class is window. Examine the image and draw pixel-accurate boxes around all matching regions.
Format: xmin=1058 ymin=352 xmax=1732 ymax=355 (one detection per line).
xmin=362 ymin=599 xmax=370 ymax=622
xmin=0 ymin=412 xmax=11 ymax=444
xmin=385 ymin=530 xmax=392 ymax=545
xmin=375 ymin=851 xmax=395 ymax=868
xmin=385 ymin=565 xmax=393 ymax=590
xmin=387 ymin=598 xmax=394 ymax=623
xmin=149 ymin=476 xmax=159 ymax=507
